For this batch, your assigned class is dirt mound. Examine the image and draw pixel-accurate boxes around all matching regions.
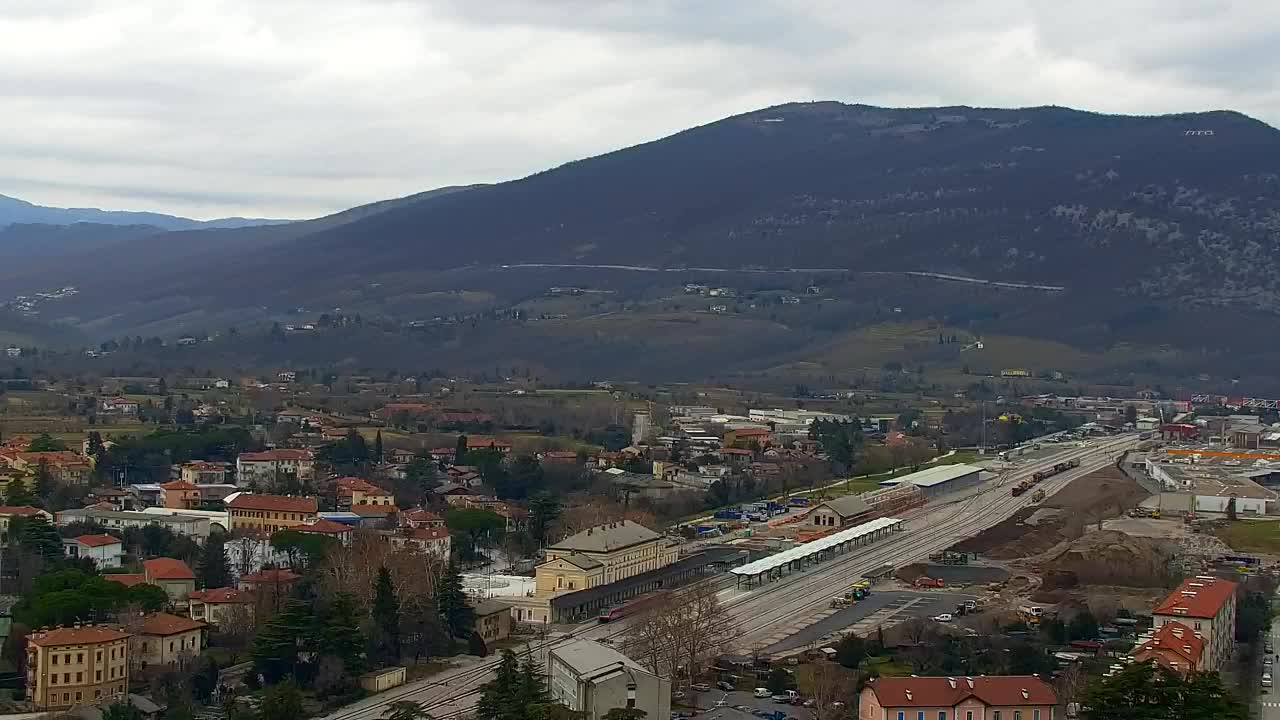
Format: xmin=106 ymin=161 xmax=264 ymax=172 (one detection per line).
xmin=950 ymin=467 xmax=1150 ymax=559
xmin=896 ymin=563 xmax=927 ymax=583
xmin=1037 ymin=530 xmax=1176 ymax=589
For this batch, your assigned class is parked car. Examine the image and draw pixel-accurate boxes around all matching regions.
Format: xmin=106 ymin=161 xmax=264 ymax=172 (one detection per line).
xmin=754 ymin=688 xmax=772 ymax=698
xmin=772 ymin=690 xmax=800 ymax=703
xmin=692 ymin=683 xmax=712 ymax=692
xmin=933 ymin=613 xmax=953 ymax=622
xmin=672 ymin=691 xmax=685 ymax=700
xmin=1266 ymin=657 xmax=1274 ymax=667
xmin=717 ymin=681 xmax=735 ymax=692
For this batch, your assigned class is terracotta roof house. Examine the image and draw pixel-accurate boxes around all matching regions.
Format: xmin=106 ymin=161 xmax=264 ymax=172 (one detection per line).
xmin=142 ymin=558 xmax=197 ymax=607
xmin=238 ymin=568 xmax=301 ymax=592
xmin=226 ymin=492 xmax=319 ymax=534
xmin=401 ymin=508 xmax=445 ymax=528
xmin=295 ymin=518 xmax=355 ymax=544
xmin=1130 ymin=620 xmax=1205 ymax=675
xmin=63 ymin=533 xmax=124 ymax=569
xmin=133 ymin=612 xmax=206 ymax=667
xmin=1151 ymin=575 xmax=1238 ymax=671
xmin=860 ymin=675 xmax=1057 ymax=720
xmin=103 ymin=573 xmax=148 ymax=587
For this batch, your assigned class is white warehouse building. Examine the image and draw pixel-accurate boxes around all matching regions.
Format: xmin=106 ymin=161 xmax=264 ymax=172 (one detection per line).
xmin=1146 ymin=459 xmax=1277 ymax=515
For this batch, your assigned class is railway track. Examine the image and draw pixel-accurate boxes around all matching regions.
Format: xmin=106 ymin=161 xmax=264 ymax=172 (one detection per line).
xmin=323 ymin=436 xmax=1135 ymax=720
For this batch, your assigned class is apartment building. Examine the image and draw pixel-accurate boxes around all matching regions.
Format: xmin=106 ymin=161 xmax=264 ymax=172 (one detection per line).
xmin=235 ymin=449 xmax=315 ymax=486
xmin=26 ymin=625 xmax=131 ymax=711
xmin=1151 ymin=575 xmax=1238 ymax=672
xmin=226 ymin=493 xmax=318 ymax=534
xmin=334 ymin=476 xmax=395 ymax=509
xmin=859 ymin=676 xmax=1057 ymax=720
xmin=188 ymin=588 xmax=256 ymax=627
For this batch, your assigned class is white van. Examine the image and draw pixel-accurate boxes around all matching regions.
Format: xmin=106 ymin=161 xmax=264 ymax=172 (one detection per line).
xmin=754 ymin=688 xmax=771 ymax=698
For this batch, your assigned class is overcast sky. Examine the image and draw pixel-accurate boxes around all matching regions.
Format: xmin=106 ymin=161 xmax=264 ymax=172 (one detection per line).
xmin=2 ymin=1 xmax=1277 ymax=220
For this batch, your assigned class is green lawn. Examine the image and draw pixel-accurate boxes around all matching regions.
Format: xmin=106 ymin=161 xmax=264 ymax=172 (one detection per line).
xmin=1212 ymin=520 xmax=1280 ymax=554
xmin=862 ymin=655 xmax=913 ymax=676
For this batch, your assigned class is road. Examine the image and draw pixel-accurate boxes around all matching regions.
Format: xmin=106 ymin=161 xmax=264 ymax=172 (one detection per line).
xmin=1262 ymin=621 xmax=1280 ymax=718
xmin=319 ymin=434 xmax=1137 ymax=720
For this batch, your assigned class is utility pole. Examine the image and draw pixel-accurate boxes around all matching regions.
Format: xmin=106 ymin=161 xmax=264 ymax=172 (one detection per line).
xmin=980 ymin=401 xmax=987 ymax=454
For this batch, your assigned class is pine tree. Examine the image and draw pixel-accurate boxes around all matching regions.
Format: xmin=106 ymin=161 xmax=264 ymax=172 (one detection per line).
xmin=86 ymin=431 xmax=105 ymax=459
xmin=374 ymin=430 xmax=384 ymax=464
xmin=5 ymin=477 xmax=33 ymax=507
xmin=436 ymin=562 xmax=475 ymax=640
xmin=476 ymin=649 xmax=521 ymax=720
xmin=518 ymin=649 xmax=549 ymax=706
xmin=198 ymin=532 xmax=232 ymax=589
xmin=251 ymin=599 xmax=311 ymax=683
xmin=455 ymin=434 xmax=468 ymax=464
xmin=320 ymin=591 xmax=366 ymax=674
xmin=257 ymin=681 xmax=304 ymax=720
xmin=20 ymin=516 xmax=62 ymax=561
xmin=371 ymin=567 xmax=401 ymax=665
xmin=33 ymin=458 xmax=53 ymax=500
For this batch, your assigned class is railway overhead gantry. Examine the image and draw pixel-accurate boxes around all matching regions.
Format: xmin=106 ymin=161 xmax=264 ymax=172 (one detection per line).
xmin=729 ymin=516 xmax=904 ymax=588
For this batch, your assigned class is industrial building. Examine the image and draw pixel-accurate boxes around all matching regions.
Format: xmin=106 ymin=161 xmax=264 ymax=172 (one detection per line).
xmin=1144 ymin=453 xmax=1278 ymax=515
xmin=880 ymin=464 xmax=985 ymax=499
xmin=549 ymin=639 xmax=670 ymax=720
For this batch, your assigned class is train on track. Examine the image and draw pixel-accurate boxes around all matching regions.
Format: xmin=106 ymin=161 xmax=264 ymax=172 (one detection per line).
xmin=1011 ymin=458 xmax=1080 ymax=496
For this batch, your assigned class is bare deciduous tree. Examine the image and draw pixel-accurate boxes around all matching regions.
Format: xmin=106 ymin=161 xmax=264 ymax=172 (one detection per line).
xmin=809 ymin=662 xmax=859 ymax=720
xmin=623 ymin=582 xmax=736 ymax=687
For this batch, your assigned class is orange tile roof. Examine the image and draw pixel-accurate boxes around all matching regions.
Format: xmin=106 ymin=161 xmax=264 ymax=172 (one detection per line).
xmin=239 ymin=449 xmax=314 ymax=462
xmin=28 ymin=625 xmax=131 ymax=647
xmin=407 ymin=527 xmax=449 ymax=540
xmin=865 ymin=676 xmax=1057 ymax=708
xmin=161 ymin=480 xmax=199 ymax=490
xmin=1153 ymin=576 xmax=1238 ymax=619
xmin=103 ymin=573 xmax=147 ymax=587
xmin=138 ymin=612 xmax=206 ymax=636
xmin=189 ymin=587 xmax=254 ymax=604
xmin=401 ymin=508 xmax=442 ymax=523
xmin=144 ymin=557 xmax=195 ymax=581
xmin=72 ymin=533 xmax=121 ymax=548
xmin=0 ymin=505 xmax=47 ymax=517
xmin=240 ymin=568 xmax=301 ymax=585
xmin=227 ymin=493 xmax=318 ymax=513
xmin=1132 ymin=620 xmax=1204 ymax=670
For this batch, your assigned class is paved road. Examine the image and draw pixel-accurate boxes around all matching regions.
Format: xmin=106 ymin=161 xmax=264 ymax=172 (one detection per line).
xmin=1262 ymin=622 xmax=1280 ymax=718
xmin=762 ymin=590 xmax=979 ymax=655
xmin=319 ymin=435 xmax=1138 ymax=720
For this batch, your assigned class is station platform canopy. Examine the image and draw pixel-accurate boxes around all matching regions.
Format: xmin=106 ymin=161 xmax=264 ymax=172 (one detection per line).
xmin=729 ymin=516 xmax=903 ymax=578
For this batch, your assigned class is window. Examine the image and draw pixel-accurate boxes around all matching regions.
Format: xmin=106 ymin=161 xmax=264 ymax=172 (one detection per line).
xmin=50 ymin=674 xmax=57 ymax=685
xmin=1034 ymin=712 xmax=1041 ymax=720
xmin=897 ymin=714 xmax=904 ymax=720
xmin=967 ymin=713 xmax=974 ymax=720
xmin=994 ymin=713 xmax=1001 ymax=720
xmin=77 ymin=653 xmax=83 ymax=663
xmin=76 ymin=672 xmax=83 ymax=682
xmin=63 ymin=693 xmax=70 ymax=703
xmin=1014 ymin=713 xmax=1022 ymax=720
xmin=52 ymin=654 xmax=58 ymax=666
xmin=918 ymin=713 xmax=924 ymax=720
xmin=63 ymin=673 xmax=70 ymax=684
xmin=939 ymin=714 xmax=947 ymax=720
xmin=76 ymin=692 xmax=82 ymax=702
xmin=96 ymin=671 xmax=102 ymax=681
xmin=1194 ymin=621 xmax=1202 ymax=630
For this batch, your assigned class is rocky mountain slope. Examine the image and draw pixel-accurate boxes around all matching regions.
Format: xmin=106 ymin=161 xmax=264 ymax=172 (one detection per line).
xmin=0 ymin=193 xmax=288 ymax=230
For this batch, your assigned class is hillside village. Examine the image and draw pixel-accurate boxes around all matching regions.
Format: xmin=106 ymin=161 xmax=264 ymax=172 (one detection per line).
xmin=0 ymin=369 xmax=1274 ymax=719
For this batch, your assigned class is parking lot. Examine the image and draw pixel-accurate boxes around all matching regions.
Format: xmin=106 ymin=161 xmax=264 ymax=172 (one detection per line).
xmin=762 ymin=590 xmax=979 ymax=654
xmin=674 ymin=687 xmax=814 ymax=720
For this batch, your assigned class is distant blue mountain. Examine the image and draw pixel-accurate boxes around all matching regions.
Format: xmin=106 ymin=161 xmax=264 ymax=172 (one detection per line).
xmin=0 ymin=193 xmax=293 ymax=230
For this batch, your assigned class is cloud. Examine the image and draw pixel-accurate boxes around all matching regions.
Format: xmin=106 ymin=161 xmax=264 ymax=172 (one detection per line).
xmin=1 ymin=0 xmax=1276 ymax=219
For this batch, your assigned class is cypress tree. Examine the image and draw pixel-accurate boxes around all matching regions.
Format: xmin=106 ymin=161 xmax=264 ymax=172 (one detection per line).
xmin=436 ymin=562 xmax=475 ymax=640
xmin=371 ymin=566 xmax=401 ymax=665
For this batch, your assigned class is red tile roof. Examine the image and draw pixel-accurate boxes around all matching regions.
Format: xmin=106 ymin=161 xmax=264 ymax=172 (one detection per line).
xmin=464 ymin=435 xmax=509 ymax=449
xmin=103 ymin=573 xmax=147 ymax=587
xmin=295 ymin=518 xmax=354 ymax=534
xmin=238 ymin=449 xmax=314 ymax=462
xmin=227 ymin=493 xmax=318 ymax=513
xmin=144 ymin=557 xmax=195 ymax=581
xmin=161 ymin=480 xmax=199 ymax=491
xmin=0 ymin=505 xmax=47 ymax=517
xmin=865 ymin=676 xmax=1057 ymax=708
xmin=240 ymin=568 xmax=300 ymax=585
xmin=407 ymin=527 xmax=449 ymax=540
xmin=72 ymin=533 xmax=122 ymax=548
xmin=138 ymin=612 xmax=206 ymax=636
xmin=27 ymin=625 xmax=131 ymax=647
xmin=1153 ymin=576 xmax=1238 ymax=619
xmin=189 ymin=587 xmax=254 ymax=604
xmin=731 ymin=427 xmax=772 ymax=436
xmin=401 ymin=508 xmax=442 ymax=523
xmin=1132 ymin=620 xmax=1205 ymax=671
